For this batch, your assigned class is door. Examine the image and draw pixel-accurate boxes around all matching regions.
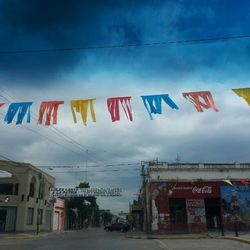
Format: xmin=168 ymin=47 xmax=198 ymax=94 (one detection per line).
xmin=0 ymin=209 xmax=7 ymax=232
xmin=5 ymin=207 xmax=17 ymax=231
xmin=169 ymin=198 xmax=188 ymax=232
xmin=53 ymin=211 xmax=59 ymax=230
xmin=45 ymin=210 xmax=52 ymax=231
xmin=204 ymin=198 xmax=222 ymax=230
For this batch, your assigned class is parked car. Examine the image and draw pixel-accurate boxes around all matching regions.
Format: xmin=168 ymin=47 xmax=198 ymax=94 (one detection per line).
xmin=104 ymin=222 xmax=130 ymax=232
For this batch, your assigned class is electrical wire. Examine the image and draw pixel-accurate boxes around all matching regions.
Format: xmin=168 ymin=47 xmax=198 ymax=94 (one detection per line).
xmin=45 ymin=168 xmax=141 ymax=174
xmin=38 ymin=163 xmax=140 ymax=169
xmin=0 ymin=34 xmax=250 ymax=54
xmin=0 ymin=110 xmax=141 ymax=172
xmin=0 ymin=88 xmax=131 ymax=164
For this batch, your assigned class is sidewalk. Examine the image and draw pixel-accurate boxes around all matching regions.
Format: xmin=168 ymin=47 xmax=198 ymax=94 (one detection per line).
xmin=0 ymin=232 xmax=48 ymax=240
xmin=0 ymin=230 xmax=72 ymax=240
xmin=125 ymin=230 xmax=250 ymax=244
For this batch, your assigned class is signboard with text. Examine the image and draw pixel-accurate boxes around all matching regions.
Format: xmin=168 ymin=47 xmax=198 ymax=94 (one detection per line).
xmin=49 ymin=187 xmax=122 ymax=198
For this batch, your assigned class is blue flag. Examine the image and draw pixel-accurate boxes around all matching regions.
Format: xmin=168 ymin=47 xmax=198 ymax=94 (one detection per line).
xmin=141 ymin=94 xmax=179 ymax=120
xmin=4 ymin=102 xmax=33 ymax=124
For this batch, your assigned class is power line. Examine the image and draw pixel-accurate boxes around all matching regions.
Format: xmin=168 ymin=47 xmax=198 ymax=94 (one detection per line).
xmin=45 ymin=168 xmax=141 ymax=173
xmin=0 ymin=109 xmax=139 ymax=170
xmin=0 ymin=88 xmax=128 ymax=164
xmin=0 ymin=154 xmax=15 ymax=162
xmin=0 ymin=110 xmax=88 ymax=158
xmin=0 ymin=90 xmax=121 ymax=165
xmin=0 ymin=34 xmax=250 ymax=55
xmin=38 ymin=163 xmax=140 ymax=169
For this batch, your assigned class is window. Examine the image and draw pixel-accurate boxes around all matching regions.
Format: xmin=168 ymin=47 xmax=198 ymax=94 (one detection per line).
xmin=27 ymin=208 xmax=34 ymax=225
xmin=38 ymin=179 xmax=44 ymax=199
xmin=14 ymin=184 xmax=19 ymax=195
xmin=0 ymin=183 xmax=13 ymax=195
xmin=37 ymin=209 xmax=43 ymax=225
xmin=29 ymin=177 xmax=36 ymax=197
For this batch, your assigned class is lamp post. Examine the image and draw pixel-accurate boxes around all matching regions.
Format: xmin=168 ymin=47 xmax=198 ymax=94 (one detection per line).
xmin=37 ymin=174 xmax=44 ymax=235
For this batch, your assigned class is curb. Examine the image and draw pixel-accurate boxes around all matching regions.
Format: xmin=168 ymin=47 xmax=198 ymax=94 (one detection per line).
xmin=126 ymin=234 xmax=250 ymax=244
xmin=0 ymin=236 xmax=42 ymax=240
xmin=222 ymin=236 xmax=250 ymax=245
xmin=125 ymin=234 xmax=212 ymax=240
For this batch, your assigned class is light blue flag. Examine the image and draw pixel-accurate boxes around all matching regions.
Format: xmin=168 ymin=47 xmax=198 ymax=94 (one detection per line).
xmin=4 ymin=102 xmax=33 ymax=125
xmin=141 ymin=94 xmax=179 ymax=120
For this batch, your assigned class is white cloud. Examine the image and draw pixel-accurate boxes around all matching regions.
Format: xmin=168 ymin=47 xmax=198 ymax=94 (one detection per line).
xmin=1 ymin=74 xmax=250 ymax=213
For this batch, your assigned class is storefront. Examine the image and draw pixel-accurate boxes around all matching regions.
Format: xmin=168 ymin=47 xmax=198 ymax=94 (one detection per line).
xmin=150 ymin=181 xmax=225 ymax=233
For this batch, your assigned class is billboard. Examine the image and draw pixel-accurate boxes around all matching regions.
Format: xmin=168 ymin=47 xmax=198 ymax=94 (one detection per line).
xmin=50 ymin=187 xmax=122 ymax=198
xmin=220 ymin=185 xmax=250 ymax=224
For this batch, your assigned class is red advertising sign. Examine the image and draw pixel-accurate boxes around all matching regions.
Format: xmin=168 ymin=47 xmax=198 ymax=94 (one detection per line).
xmin=155 ymin=181 xmax=221 ymax=199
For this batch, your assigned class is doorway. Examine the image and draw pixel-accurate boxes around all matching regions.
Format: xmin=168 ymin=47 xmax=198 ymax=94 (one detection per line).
xmin=204 ymin=198 xmax=222 ymax=230
xmin=0 ymin=209 xmax=7 ymax=232
xmin=169 ymin=198 xmax=188 ymax=232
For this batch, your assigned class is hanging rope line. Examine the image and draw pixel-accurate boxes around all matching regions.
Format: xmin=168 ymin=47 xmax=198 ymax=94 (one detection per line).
xmin=0 ymin=34 xmax=250 ymax=54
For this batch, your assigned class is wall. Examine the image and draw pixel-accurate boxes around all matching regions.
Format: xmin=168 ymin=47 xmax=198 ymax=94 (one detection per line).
xmin=148 ymin=164 xmax=250 ymax=181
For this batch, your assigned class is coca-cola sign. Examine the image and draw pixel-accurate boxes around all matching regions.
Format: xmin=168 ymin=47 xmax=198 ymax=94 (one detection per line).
xmin=192 ymin=186 xmax=212 ymax=194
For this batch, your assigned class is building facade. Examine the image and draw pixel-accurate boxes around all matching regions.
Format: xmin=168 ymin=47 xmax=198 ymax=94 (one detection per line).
xmin=0 ymin=160 xmax=55 ymax=232
xmin=140 ymin=162 xmax=250 ymax=234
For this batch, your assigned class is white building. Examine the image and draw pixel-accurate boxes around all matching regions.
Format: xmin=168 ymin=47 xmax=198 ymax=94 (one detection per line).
xmin=0 ymin=160 xmax=55 ymax=232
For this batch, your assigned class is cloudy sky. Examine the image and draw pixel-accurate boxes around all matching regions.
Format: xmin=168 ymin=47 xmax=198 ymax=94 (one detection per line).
xmin=1 ymin=0 xmax=250 ymax=214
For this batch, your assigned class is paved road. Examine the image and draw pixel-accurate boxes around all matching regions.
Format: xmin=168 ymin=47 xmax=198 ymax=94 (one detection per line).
xmin=0 ymin=228 xmax=249 ymax=250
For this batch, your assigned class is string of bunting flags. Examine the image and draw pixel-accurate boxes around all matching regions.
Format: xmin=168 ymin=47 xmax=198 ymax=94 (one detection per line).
xmin=0 ymin=88 xmax=249 ymax=126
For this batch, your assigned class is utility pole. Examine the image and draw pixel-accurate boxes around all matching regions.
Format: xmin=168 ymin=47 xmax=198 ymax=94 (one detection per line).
xmin=141 ymin=162 xmax=148 ymax=234
xmin=85 ymin=149 xmax=88 ymax=182
xmin=36 ymin=174 xmax=43 ymax=235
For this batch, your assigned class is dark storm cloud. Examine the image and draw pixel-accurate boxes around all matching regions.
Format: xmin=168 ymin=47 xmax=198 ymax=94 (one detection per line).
xmin=0 ymin=0 xmax=250 ymax=87
xmin=0 ymin=0 xmax=144 ymax=86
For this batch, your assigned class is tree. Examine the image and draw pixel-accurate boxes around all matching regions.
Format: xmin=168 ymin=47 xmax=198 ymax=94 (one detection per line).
xmin=77 ymin=182 xmax=90 ymax=188
xmin=66 ymin=182 xmax=100 ymax=229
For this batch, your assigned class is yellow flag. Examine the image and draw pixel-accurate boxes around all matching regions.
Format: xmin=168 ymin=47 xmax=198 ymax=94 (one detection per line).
xmin=71 ymin=98 xmax=96 ymax=125
xmin=233 ymin=88 xmax=250 ymax=106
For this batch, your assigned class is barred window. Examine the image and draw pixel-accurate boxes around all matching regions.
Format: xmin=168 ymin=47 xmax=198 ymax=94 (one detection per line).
xmin=37 ymin=209 xmax=43 ymax=225
xmin=27 ymin=208 xmax=34 ymax=225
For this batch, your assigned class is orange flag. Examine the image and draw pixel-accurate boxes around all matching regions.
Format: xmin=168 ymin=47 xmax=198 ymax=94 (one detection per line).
xmin=38 ymin=101 xmax=64 ymax=126
xmin=183 ymin=91 xmax=219 ymax=112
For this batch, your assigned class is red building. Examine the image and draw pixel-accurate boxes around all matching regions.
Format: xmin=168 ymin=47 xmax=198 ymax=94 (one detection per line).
xmin=140 ymin=162 xmax=250 ymax=234
xmin=150 ymin=181 xmax=224 ymax=233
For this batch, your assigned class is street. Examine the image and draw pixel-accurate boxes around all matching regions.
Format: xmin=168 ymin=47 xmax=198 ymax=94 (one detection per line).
xmin=0 ymin=228 xmax=249 ymax=250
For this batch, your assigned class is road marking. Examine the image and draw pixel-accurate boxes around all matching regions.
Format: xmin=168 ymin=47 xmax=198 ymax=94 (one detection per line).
xmin=156 ymin=239 xmax=172 ymax=250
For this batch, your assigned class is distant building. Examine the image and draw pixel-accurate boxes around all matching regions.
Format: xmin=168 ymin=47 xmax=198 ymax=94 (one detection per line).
xmin=0 ymin=160 xmax=55 ymax=232
xmin=53 ymin=198 xmax=65 ymax=231
xmin=139 ymin=162 xmax=250 ymax=234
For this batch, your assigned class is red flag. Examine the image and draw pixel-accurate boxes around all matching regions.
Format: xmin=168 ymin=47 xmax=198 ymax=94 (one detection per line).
xmin=183 ymin=91 xmax=219 ymax=112
xmin=107 ymin=97 xmax=133 ymax=122
xmin=38 ymin=101 xmax=64 ymax=126
xmin=0 ymin=103 xmax=5 ymax=108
